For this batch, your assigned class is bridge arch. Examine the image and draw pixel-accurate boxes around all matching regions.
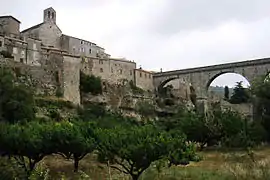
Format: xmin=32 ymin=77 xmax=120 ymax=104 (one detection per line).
xmin=158 ymin=76 xmax=179 ymax=90
xmin=206 ymin=71 xmax=251 ymax=91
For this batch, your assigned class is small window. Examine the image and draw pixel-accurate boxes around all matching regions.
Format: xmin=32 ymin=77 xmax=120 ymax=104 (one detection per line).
xmin=48 ymin=11 xmax=51 ymax=18
xmin=20 ymin=58 xmax=23 ymax=63
xmin=0 ymin=41 xmax=2 ymax=47
xmin=52 ymin=12 xmax=55 ymax=19
xmin=13 ymin=47 xmax=18 ymax=54
xmin=140 ymin=72 xmax=142 ymax=77
xmin=99 ymin=60 xmax=103 ymax=64
xmin=130 ymin=70 xmax=132 ymax=76
xmin=81 ymin=41 xmax=83 ymax=44
xmin=89 ymin=49 xmax=92 ymax=54
xmin=115 ymin=64 xmax=117 ymax=66
xmin=100 ymin=68 xmax=103 ymax=73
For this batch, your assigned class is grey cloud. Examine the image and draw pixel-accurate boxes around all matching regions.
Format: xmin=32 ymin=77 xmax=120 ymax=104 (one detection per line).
xmin=151 ymin=0 xmax=270 ymax=35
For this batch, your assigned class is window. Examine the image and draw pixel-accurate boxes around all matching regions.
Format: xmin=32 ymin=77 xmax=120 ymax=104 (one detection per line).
xmin=119 ymin=69 xmax=123 ymax=74
xmin=89 ymin=48 xmax=92 ymax=54
xmin=99 ymin=60 xmax=103 ymax=64
xmin=145 ymin=74 xmax=147 ymax=78
xmin=81 ymin=40 xmax=83 ymax=44
xmin=115 ymin=64 xmax=117 ymax=66
xmin=0 ymin=41 xmax=2 ymax=47
xmin=48 ymin=11 xmax=51 ymax=18
xmin=33 ymin=43 xmax=37 ymax=50
xmin=140 ymin=72 xmax=142 ymax=77
xmin=20 ymin=58 xmax=23 ymax=63
xmin=149 ymin=74 xmax=151 ymax=79
xmin=52 ymin=12 xmax=55 ymax=19
xmin=100 ymin=68 xmax=103 ymax=73
xmin=111 ymin=68 xmax=113 ymax=73
xmin=21 ymin=50 xmax=25 ymax=56
xmin=13 ymin=47 xmax=18 ymax=54
xmin=130 ymin=70 xmax=133 ymax=76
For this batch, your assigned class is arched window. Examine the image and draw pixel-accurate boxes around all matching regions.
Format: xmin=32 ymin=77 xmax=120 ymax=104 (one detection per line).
xmin=52 ymin=12 xmax=54 ymax=19
xmin=48 ymin=11 xmax=51 ymax=19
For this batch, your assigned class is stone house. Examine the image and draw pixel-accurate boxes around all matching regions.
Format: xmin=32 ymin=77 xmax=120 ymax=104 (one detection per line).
xmin=0 ymin=7 xmax=156 ymax=105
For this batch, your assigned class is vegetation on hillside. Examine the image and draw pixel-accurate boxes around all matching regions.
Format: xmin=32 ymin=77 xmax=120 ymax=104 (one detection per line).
xmin=1 ymin=67 xmax=270 ymax=180
xmin=80 ymin=71 xmax=102 ymax=95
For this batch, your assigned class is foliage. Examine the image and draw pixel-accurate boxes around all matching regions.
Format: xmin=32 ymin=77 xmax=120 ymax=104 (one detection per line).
xmin=80 ymin=71 xmax=102 ymax=95
xmin=78 ymin=103 xmax=107 ymax=119
xmin=250 ymin=75 xmax=270 ymax=141
xmin=0 ymin=50 xmax=13 ymax=58
xmin=78 ymin=104 xmax=140 ymax=129
xmin=35 ymin=97 xmax=74 ymax=109
xmin=49 ymin=121 xmax=96 ymax=172
xmin=129 ymin=80 xmax=144 ymax=94
xmin=96 ymin=125 xmax=197 ymax=180
xmin=224 ymin=86 xmax=230 ymax=100
xmin=0 ymin=156 xmax=27 ymax=180
xmin=0 ymin=121 xmax=52 ymax=176
xmin=55 ymin=87 xmax=63 ymax=97
xmin=230 ymin=81 xmax=250 ymax=104
xmin=0 ymin=68 xmax=35 ymax=123
xmin=135 ymin=101 xmax=156 ymax=118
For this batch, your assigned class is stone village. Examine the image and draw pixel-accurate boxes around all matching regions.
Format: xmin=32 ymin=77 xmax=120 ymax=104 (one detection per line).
xmin=2 ymin=7 xmax=270 ymax=117
xmin=0 ymin=7 xmax=155 ymax=105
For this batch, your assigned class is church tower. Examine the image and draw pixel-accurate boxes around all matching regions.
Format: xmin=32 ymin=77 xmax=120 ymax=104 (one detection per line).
xmin=43 ymin=7 xmax=56 ymax=24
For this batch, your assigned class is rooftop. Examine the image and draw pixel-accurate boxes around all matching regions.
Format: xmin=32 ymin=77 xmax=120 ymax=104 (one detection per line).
xmin=0 ymin=16 xmax=21 ymax=23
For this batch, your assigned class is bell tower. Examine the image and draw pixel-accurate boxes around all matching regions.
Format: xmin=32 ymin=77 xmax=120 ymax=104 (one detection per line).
xmin=43 ymin=7 xmax=56 ymax=24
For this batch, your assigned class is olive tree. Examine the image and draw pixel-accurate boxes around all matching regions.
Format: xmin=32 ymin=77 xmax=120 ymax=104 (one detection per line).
xmin=96 ymin=125 xmax=197 ymax=180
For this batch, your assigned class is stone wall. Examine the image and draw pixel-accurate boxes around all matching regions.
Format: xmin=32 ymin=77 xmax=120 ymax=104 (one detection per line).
xmin=0 ymin=16 xmax=20 ymax=36
xmin=60 ymin=35 xmax=109 ymax=58
xmin=37 ymin=23 xmax=62 ymax=48
xmin=26 ymin=37 xmax=42 ymax=66
xmin=4 ymin=36 xmax=27 ymax=63
xmin=81 ymin=57 xmax=136 ymax=84
xmin=22 ymin=23 xmax=62 ymax=49
xmin=135 ymin=69 xmax=154 ymax=91
xmin=62 ymin=54 xmax=81 ymax=105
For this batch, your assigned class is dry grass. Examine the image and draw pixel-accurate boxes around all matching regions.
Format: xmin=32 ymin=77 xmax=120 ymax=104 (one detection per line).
xmin=40 ymin=147 xmax=270 ymax=180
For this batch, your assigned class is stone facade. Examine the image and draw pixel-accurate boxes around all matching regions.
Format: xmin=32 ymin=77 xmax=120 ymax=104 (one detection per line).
xmin=61 ymin=34 xmax=110 ymax=58
xmin=135 ymin=68 xmax=154 ymax=91
xmin=62 ymin=55 xmax=81 ymax=105
xmin=81 ymin=57 xmax=136 ymax=84
xmin=0 ymin=7 xmax=156 ymax=105
xmin=0 ymin=16 xmax=20 ymax=37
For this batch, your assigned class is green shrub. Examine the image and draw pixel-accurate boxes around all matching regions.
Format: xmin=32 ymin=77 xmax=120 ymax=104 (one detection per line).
xmin=0 ymin=50 xmax=13 ymax=58
xmin=80 ymin=72 xmax=102 ymax=95
xmin=0 ymin=156 xmax=27 ymax=180
xmin=129 ymin=80 xmax=144 ymax=94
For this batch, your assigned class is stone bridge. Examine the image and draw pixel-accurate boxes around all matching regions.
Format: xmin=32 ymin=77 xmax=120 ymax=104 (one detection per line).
xmin=153 ymin=58 xmax=270 ymax=99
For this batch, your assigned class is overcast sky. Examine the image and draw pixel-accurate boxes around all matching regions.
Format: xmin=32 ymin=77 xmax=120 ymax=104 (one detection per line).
xmin=1 ymin=0 xmax=269 ymax=87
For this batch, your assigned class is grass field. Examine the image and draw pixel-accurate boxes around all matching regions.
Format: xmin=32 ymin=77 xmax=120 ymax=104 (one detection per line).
xmin=42 ymin=147 xmax=270 ymax=180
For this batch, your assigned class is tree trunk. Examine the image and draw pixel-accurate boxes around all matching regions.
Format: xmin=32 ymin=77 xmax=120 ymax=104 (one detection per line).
xmin=74 ymin=157 xmax=79 ymax=172
xmin=131 ymin=174 xmax=140 ymax=180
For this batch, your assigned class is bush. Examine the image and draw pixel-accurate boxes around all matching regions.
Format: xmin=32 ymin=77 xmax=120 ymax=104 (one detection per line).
xmin=0 ymin=68 xmax=35 ymax=123
xmin=129 ymin=80 xmax=144 ymax=94
xmin=80 ymin=72 xmax=102 ymax=95
xmin=0 ymin=50 xmax=13 ymax=58
xmin=0 ymin=156 xmax=27 ymax=180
